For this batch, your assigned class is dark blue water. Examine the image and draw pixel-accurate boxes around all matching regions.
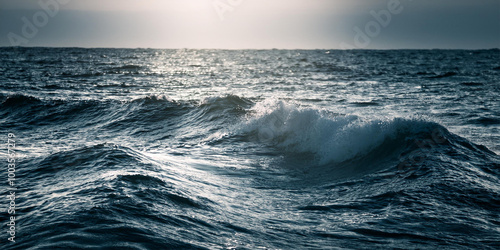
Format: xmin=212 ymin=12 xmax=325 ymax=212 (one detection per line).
xmin=1 ymin=47 xmax=499 ymax=249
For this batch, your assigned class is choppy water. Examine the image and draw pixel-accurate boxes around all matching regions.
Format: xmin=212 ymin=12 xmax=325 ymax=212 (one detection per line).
xmin=1 ymin=47 xmax=499 ymax=249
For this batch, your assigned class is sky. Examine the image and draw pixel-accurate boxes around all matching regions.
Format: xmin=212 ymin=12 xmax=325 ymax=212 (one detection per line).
xmin=0 ymin=0 xmax=499 ymax=49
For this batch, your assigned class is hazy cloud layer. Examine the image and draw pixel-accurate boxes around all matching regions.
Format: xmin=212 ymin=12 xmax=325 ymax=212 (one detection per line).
xmin=1 ymin=0 xmax=499 ymax=49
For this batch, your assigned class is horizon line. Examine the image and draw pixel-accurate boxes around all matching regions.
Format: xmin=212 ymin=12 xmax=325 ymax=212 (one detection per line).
xmin=2 ymin=46 xmax=500 ymax=51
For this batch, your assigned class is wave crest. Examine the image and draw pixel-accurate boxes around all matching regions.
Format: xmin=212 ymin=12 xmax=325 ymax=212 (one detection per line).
xmin=1 ymin=94 xmax=43 ymax=106
xmin=241 ymin=100 xmax=444 ymax=164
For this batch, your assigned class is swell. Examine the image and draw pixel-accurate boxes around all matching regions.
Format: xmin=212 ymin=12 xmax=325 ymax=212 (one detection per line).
xmin=222 ymin=100 xmax=499 ymax=183
xmin=2 ymin=94 xmax=496 ymax=167
xmin=237 ymin=101 xmax=442 ymax=164
xmin=0 ymin=94 xmax=252 ymax=136
xmin=3 ymin=96 xmax=499 ymax=249
xmin=12 ymin=144 xmax=215 ymax=250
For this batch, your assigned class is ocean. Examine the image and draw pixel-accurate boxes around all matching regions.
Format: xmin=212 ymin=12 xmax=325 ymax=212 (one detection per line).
xmin=1 ymin=47 xmax=499 ymax=249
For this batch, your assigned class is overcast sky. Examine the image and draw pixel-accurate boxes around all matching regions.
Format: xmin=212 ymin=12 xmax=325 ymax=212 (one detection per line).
xmin=0 ymin=0 xmax=499 ymax=49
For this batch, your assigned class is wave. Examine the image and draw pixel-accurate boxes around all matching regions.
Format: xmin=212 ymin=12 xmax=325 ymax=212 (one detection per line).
xmin=200 ymin=95 xmax=253 ymax=109
xmin=468 ymin=117 xmax=500 ymax=126
xmin=0 ymin=93 xmax=250 ymax=110
xmin=0 ymin=94 xmax=113 ymax=129
xmin=0 ymin=94 xmax=258 ymax=146
xmin=461 ymin=82 xmax=484 ymax=86
xmin=3 ymin=94 xmax=499 ymax=249
xmin=57 ymin=65 xmax=146 ymax=78
xmin=106 ymin=64 xmax=145 ymax=74
xmin=197 ymin=95 xmax=253 ymax=119
xmin=61 ymin=72 xmax=105 ymax=78
xmin=1 ymin=93 xmax=44 ymax=106
xmin=428 ymin=72 xmax=457 ymax=79
xmin=350 ymin=101 xmax=381 ymax=107
xmin=240 ymin=101 xmax=424 ymax=164
xmin=2 ymin=93 xmax=496 ymax=167
xmin=234 ymin=100 xmax=497 ymax=174
xmin=13 ymin=143 xmax=215 ymax=250
xmin=130 ymin=94 xmax=179 ymax=105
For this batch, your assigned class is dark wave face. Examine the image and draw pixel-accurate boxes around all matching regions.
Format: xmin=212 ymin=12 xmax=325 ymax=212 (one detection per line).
xmin=0 ymin=48 xmax=499 ymax=249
